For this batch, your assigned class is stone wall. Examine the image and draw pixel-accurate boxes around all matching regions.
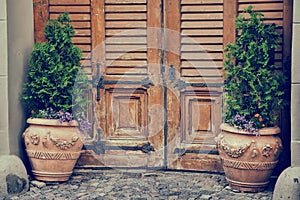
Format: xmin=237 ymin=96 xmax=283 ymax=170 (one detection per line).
xmin=273 ymin=1 xmax=300 ymax=199
xmin=292 ymin=0 xmax=300 ymax=167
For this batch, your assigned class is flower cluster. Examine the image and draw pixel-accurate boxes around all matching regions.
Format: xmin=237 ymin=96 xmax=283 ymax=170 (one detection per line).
xmin=58 ymin=111 xmax=74 ymax=123
xmin=228 ymin=114 xmax=259 ymax=134
xmin=75 ymin=112 xmax=92 ymax=133
xmin=31 ymin=107 xmax=58 ymax=119
xmin=31 ymin=108 xmax=91 ymax=133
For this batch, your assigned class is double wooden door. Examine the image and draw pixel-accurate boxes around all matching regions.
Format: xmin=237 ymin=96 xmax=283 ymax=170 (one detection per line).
xmin=78 ymin=0 xmax=224 ymax=171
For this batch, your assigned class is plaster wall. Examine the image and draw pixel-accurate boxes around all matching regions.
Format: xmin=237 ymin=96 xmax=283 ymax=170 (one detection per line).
xmin=0 ymin=0 xmax=33 ymax=156
xmin=0 ymin=0 xmax=9 ymax=155
xmin=7 ymin=0 xmax=34 ymax=156
xmin=292 ymin=0 xmax=300 ymax=167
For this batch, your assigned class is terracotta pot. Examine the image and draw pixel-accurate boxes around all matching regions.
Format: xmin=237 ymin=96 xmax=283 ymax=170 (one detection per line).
xmin=23 ymin=118 xmax=83 ymax=182
xmin=216 ymin=123 xmax=282 ymax=192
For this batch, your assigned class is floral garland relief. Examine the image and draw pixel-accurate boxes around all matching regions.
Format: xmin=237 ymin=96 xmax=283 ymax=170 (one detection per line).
xmin=24 ymin=129 xmax=80 ymax=150
xmin=217 ymin=134 xmax=282 ymax=159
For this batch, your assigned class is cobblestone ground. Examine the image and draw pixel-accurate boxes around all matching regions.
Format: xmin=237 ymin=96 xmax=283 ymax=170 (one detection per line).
xmin=7 ymin=169 xmax=274 ymax=200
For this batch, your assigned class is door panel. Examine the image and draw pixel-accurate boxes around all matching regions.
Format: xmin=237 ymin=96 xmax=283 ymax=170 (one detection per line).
xmin=107 ymin=89 xmax=147 ymax=138
xmin=80 ymin=0 xmax=224 ymax=171
xmin=78 ymin=0 xmax=164 ymax=168
xmin=181 ymin=91 xmax=221 ymax=144
xmin=164 ymin=0 xmax=224 ymax=171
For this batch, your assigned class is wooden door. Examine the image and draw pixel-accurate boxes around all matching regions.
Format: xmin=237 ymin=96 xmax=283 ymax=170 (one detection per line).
xmin=71 ymin=0 xmax=291 ymax=172
xmin=79 ymin=0 xmax=165 ymax=168
xmin=80 ymin=0 xmax=224 ymax=171
xmin=163 ymin=0 xmax=224 ymax=171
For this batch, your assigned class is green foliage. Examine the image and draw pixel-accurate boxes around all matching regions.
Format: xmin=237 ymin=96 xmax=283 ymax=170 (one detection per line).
xmin=22 ymin=13 xmax=83 ymax=115
xmin=72 ymin=69 xmax=91 ymax=119
xmin=223 ymin=6 xmax=286 ymax=129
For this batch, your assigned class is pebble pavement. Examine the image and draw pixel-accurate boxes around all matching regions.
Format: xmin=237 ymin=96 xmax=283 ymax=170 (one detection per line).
xmin=5 ymin=169 xmax=274 ymax=200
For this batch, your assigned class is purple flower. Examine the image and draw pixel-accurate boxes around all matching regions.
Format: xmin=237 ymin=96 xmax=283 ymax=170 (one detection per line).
xmin=229 ymin=114 xmax=258 ymax=134
xmin=58 ymin=111 xmax=74 ymax=123
xmin=31 ymin=108 xmax=91 ymax=133
xmin=78 ymin=119 xmax=92 ymax=133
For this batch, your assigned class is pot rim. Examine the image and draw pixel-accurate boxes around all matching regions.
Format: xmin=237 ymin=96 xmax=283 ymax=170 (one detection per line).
xmin=220 ymin=123 xmax=280 ymax=135
xmin=27 ymin=118 xmax=78 ymax=127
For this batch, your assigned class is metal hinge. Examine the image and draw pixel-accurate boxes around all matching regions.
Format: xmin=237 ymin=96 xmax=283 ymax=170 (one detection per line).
xmin=174 ymin=148 xmax=219 ymax=157
xmin=84 ymin=128 xmax=106 ymax=154
xmin=174 ymin=79 xmax=224 ymax=90
xmin=91 ymin=63 xmax=155 ymax=102
xmin=105 ymin=142 xmax=155 ymax=154
xmin=84 ymin=127 xmax=155 ymax=155
xmin=85 ymin=140 xmax=155 ymax=155
xmin=102 ymin=77 xmax=154 ymax=89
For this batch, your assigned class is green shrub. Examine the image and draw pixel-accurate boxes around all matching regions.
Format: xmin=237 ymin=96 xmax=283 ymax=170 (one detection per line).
xmin=22 ymin=13 xmax=91 ymax=131
xmin=223 ymin=6 xmax=286 ymax=131
xmin=22 ymin=13 xmax=82 ymax=114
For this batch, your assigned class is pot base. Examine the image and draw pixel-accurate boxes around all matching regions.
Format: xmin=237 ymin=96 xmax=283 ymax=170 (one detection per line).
xmin=32 ymin=170 xmax=72 ymax=182
xmin=226 ymin=177 xmax=268 ymax=192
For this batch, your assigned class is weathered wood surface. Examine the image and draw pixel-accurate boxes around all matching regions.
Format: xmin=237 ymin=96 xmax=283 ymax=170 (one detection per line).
xmin=49 ymin=0 xmax=90 ymax=5
xmin=33 ymin=0 xmax=49 ymax=43
xmin=33 ymin=0 xmax=291 ymax=172
xmin=82 ymin=0 xmax=165 ymax=168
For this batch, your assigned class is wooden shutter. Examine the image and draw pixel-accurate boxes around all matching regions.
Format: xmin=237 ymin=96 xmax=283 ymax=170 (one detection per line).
xmin=49 ymin=0 xmax=92 ymax=73
xmin=180 ymin=0 xmax=224 ymax=83
xmin=104 ymin=0 xmax=148 ymax=75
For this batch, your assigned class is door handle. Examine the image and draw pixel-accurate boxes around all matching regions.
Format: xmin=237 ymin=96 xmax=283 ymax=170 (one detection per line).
xmin=91 ymin=63 xmax=104 ymax=102
xmin=96 ymin=76 xmax=104 ymax=102
xmin=168 ymin=64 xmax=176 ymax=83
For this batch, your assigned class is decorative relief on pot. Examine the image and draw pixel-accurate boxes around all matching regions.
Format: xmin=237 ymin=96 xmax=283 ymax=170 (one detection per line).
xmin=24 ymin=129 xmax=41 ymax=146
xmin=23 ymin=129 xmax=31 ymax=146
xmin=222 ymin=158 xmax=278 ymax=170
xmin=274 ymin=140 xmax=283 ymax=158
xmin=42 ymin=134 xmax=49 ymax=148
xmin=30 ymin=134 xmax=40 ymax=145
xmin=250 ymin=140 xmax=258 ymax=158
xmin=48 ymin=132 xmax=79 ymax=150
xmin=26 ymin=150 xmax=80 ymax=160
xmin=262 ymin=144 xmax=273 ymax=158
xmin=217 ymin=135 xmax=251 ymax=158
